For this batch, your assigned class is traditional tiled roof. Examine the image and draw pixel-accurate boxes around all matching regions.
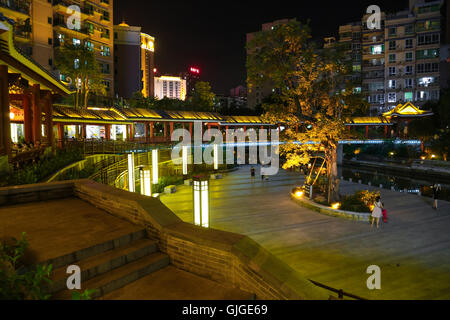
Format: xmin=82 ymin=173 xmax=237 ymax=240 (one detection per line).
xmin=382 ymin=102 xmax=433 ymax=118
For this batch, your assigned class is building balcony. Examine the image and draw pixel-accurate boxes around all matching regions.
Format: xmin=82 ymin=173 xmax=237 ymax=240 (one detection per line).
xmin=53 ymin=0 xmax=94 ymax=18
xmin=0 ymin=0 xmax=30 ymax=18
xmin=53 ymin=19 xmax=90 ymax=38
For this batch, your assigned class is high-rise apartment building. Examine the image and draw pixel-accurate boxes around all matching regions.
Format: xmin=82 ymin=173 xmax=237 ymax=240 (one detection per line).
xmin=0 ymin=0 xmax=53 ymax=71
xmin=246 ymin=18 xmax=295 ymax=109
xmin=332 ymin=0 xmax=443 ymax=115
xmin=0 ymin=0 xmax=115 ymax=96
xmin=113 ymin=21 xmax=155 ymax=99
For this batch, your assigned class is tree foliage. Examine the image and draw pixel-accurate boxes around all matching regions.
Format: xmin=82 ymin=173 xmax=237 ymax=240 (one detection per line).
xmin=55 ymin=44 xmax=106 ymax=108
xmin=247 ymin=20 xmax=368 ymax=203
xmin=0 ymin=233 xmax=52 ymax=300
xmin=191 ymin=81 xmax=215 ymax=111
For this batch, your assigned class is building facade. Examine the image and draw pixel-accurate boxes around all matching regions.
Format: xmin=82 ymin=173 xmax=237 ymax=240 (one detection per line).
xmin=332 ymin=0 xmax=444 ymax=115
xmin=154 ymin=76 xmax=186 ymax=101
xmin=180 ymin=66 xmax=200 ymax=98
xmin=113 ymin=21 xmax=155 ymax=99
xmin=0 ymin=0 xmax=115 ymax=96
xmin=246 ymin=18 xmax=294 ymax=109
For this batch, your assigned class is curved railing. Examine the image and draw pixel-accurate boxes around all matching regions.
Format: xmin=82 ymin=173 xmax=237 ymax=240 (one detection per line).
xmin=46 ymin=154 xmax=125 ymax=183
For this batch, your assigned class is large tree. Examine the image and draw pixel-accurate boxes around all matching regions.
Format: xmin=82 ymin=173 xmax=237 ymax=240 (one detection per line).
xmin=247 ymin=20 xmax=367 ymax=203
xmin=55 ymin=44 xmax=106 ymax=108
xmin=191 ymin=81 xmax=215 ymax=112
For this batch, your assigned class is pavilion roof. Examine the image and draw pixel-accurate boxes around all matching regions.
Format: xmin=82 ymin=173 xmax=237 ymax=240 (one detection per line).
xmin=382 ymin=102 xmax=433 ymax=118
xmin=52 ymin=105 xmax=132 ymax=124
xmin=345 ymin=116 xmax=392 ymax=126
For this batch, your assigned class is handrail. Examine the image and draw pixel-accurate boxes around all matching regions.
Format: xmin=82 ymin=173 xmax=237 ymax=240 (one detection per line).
xmin=309 ymin=279 xmax=367 ymax=300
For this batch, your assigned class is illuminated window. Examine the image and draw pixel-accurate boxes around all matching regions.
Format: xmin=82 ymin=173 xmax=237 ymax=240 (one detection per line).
xmin=404 ymin=92 xmax=413 ymax=102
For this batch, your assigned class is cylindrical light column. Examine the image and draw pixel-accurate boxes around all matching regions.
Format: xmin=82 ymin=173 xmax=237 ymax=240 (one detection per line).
xmin=140 ymin=166 xmax=152 ymax=196
xmin=193 ymin=177 xmax=210 ymax=228
xmin=128 ymin=153 xmax=135 ymax=192
xmin=182 ymin=145 xmax=189 ymax=176
xmin=213 ymin=143 xmax=219 ymax=171
xmin=152 ymin=149 xmax=159 ymax=185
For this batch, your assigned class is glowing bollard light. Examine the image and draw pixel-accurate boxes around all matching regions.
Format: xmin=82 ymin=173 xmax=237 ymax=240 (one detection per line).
xmin=140 ymin=167 xmax=152 ymax=196
xmin=193 ymin=177 xmax=210 ymax=228
xmin=213 ymin=144 xmax=219 ymax=171
xmin=128 ymin=153 xmax=135 ymax=192
xmin=182 ymin=145 xmax=189 ymax=176
xmin=152 ymin=149 xmax=159 ymax=185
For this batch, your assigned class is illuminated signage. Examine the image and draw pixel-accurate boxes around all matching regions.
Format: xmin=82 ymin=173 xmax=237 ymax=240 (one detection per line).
xmin=190 ymin=67 xmax=200 ymax=74
xmin=141 ymin=33 xmax=155 ymax=52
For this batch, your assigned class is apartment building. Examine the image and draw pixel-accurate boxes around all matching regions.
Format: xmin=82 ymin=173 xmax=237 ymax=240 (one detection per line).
xmin=338 ymin=22 xmax=363 ymax=92
xmin=53 ymin=0 xmax=114 ymax=96
xmin=332 ymin=0 xmax=443 ymax=115
xmin=0 ymin=0 xmax=114 ymax=96
xmin=246 ymin=18 xmax=295 ymax=109
xmin=0 ymin=0 xmax=53 ymax=72
xmin=113 ymin=21 xmax=155 ymax=99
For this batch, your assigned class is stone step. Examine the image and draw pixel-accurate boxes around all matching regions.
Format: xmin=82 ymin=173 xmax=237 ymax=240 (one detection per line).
xmin=48 ymin=238 xmax=158 ymax=294
xmin=52 ymin=252 xmax=170 ymax=300
xmin=40 ymin=229 xmax=148 ymax=270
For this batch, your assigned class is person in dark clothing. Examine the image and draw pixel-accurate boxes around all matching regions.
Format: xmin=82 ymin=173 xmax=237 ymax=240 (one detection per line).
xmin=250 ymin=166 xmax=255 ymax=179
xmin=432 ymin=183 xmax=441 ymax=210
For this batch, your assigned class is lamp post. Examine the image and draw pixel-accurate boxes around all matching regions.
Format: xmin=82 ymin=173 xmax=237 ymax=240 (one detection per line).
xmin=182 ymin=145 xmax=189 ymax=176
xmin=152 ymin=149 xmax=159 ymax=185
xmin=213 ymin=143 xmax=219 ymax=171
xmin=193 ymin=176 xmax=210 ymax=228
xmin=128 ymin=153 xmax=135 ymax=192
xmin=139 ymin=166 xmax=152 ymax=196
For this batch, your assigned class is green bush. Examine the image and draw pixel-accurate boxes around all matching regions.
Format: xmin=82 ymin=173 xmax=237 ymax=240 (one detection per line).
xmin=339 ymin=190 xmax=380 ymax=213
xmin=2 ymin=149 xmax=84 ymax=187
xmin=0 ymin=233 xmax=52 ymax=300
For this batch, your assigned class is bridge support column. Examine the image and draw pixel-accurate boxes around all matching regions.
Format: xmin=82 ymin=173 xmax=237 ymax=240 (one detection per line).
xmin=163 ymin=123 xmax=168 ymax=141
xmin=365 ymin=125 xmax=369 ymax=139
xmin=0 ymin=65 xmax=11 ymax=162
xmin=189 ymin=122 xmax=193 ymax=140
xmin=384 ymin=125 xmax=388 ymax=138
xmin=149 ymin=122 xmax=154 ymax=142
xmin=32 ymin=84 xmax=41 ymax=145
xmin=43 ymin=93 xmax=54 ymax=149
xmin=57 ymin=123 xmax=64 ymax=149
xmin=170 ymin=122 xmax=174 ymax=139
xmin=23 ymin=94 xmax=33 ymax=143
xmin=105 ymin=125 xmax=111 ymax=141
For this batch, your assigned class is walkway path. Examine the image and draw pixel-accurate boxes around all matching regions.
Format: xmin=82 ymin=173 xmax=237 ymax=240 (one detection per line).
xmin=160 ymin=165 xmax=450 ymax=300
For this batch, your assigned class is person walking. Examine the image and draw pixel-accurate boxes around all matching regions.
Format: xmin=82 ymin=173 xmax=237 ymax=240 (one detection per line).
xmin=250 ymin=166 xmax=256 ymax=179
xmin=432 ymin=183 xmax=441 ymax=210
xmin=371 ymin=196 xmax=383 ymax=229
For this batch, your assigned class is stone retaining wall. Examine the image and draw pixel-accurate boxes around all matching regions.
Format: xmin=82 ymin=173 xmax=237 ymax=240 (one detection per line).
xmin=72 ymin=180 xmax=330 ymax=300
xmin=0 ymin=180 xmax=330 ymax=300
xmin=291 ymin=194 xmax=370 ymax=222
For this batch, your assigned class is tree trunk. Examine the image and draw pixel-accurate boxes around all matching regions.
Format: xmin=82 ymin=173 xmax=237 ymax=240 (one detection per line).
xmin=327 ymin=147 xmax=340 ymax=204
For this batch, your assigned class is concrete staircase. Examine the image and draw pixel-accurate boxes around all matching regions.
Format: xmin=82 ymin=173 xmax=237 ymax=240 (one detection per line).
xmin=47 ymin=229 xmax=170 ymax=300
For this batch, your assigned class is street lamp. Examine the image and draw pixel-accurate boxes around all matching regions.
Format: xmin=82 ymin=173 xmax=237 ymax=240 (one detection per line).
xmin=182 ymin=145 xmax=189 ymax=176
xmin=193 ymin=176 xmax=210 ymax=228
xmin=152 ymin=149 xmax=159 ymax=185
xmin=128 ymin=153 xmax=135 ymax=192
xmin=213 ymin=143 xmax=219 ymax=171
xmin=139 ymin=166 xmax=152 ymax=196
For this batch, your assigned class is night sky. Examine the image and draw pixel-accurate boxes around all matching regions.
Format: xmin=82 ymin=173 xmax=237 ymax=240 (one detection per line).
xmin=114 ymin=0 xmax=409 ymax=95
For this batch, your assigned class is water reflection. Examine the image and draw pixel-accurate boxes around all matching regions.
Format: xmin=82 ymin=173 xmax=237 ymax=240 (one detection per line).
xmin=341 ymin=166 xmax=450 ymax=201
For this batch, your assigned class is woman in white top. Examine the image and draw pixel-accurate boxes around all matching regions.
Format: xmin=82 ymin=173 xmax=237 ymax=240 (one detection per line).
xmin=371 ymin=196 xmax=383 ymax=229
